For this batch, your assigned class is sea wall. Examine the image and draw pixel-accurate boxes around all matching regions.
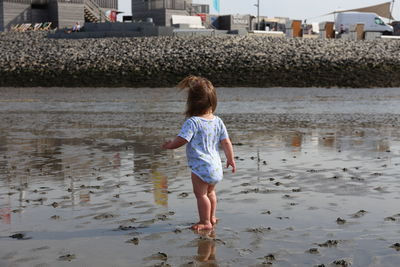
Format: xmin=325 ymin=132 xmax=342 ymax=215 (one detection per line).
xmin=1 ymin=32 xmax=400 ymax=88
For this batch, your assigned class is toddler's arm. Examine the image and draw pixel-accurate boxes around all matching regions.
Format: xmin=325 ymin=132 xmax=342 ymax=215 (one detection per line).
xmin=162 ymin=136 xmax=188 ymax=150
xmin=220 ymin=138 xmax=236 ymax=173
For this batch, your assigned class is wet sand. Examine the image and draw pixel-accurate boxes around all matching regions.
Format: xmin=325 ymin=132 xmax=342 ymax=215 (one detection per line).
xmin=0 ymin=87 xmax=400 ymax=267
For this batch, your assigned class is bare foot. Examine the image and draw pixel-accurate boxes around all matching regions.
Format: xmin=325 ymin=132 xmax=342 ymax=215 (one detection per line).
xmin=211 ymin=216 xmax=219 ymax=225
xmin=191 ymin=222 xmax=213 ymax=230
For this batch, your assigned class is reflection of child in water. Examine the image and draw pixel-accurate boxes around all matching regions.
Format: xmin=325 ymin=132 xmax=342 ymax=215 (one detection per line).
xmin=196 ymin=231 xmax=217 ymax=262
xmin=162 ymin=76 xmax=236 ymax=231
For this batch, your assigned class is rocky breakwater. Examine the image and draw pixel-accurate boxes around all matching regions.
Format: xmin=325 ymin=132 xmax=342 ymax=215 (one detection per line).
xmin=1 ymin=31 xmax=400 ymax=87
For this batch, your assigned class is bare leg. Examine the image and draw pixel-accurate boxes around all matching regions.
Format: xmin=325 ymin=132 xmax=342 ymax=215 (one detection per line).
xmin=207 ymin=186 xmax=218 ymax=225
xmin=191 ymin=173 xmax=213 ymax=230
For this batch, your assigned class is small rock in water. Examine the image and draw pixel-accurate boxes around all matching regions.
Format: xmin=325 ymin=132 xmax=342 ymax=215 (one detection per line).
xmin=10 ymin=233 xmax=31 ymax=240
xmin=157 ymin=214 xmax=168 ymax=221
xmin=178 ymin=192 xmax=189 ymax=198
xmin=318 ymin=240 xmax=339 ymax=247
xmin=336 ymin=217 xmax=347 ymax=224
xmin=118 ymin=225 xmax=136 ymax=231
xmin=384 ymin=216 xmax=396 ymax=222
xmin=156 ymin=252 xmax=168 ymax=261
xmin=154 ymin=262 xmax=171 ymax=267
xmin=93 ymin=213 xmax=115 ymax=220
xmin=264 ymin=254 xmax=275 ymax=261
xmin=262 ymin=262 xmax=273 ymax=266
xmin=126 ymin=237 xmax=139 ymax=245
xmin=241 ymin=188 xmax=259 ymax=194
xmin=390 ymin=243 xmax=400 ymax=251
xmin=246 ymin=227 xmax=271 ymax=233
xmin=307 ymin=248 xmax=319 ymax=254
xmin=351 ymin=210 xmax=367 ymax=218
xmin=59 ymin=254 xmax=76 ymax=261
xmin=332 ymin=259 xmax=351 ymax=267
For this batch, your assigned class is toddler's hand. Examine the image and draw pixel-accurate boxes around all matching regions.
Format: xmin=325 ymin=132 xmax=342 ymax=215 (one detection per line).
xmin=226 ymin=160 xmax=236 ymax=173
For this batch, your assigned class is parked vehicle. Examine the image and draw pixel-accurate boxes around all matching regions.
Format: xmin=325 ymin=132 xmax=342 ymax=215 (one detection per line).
xmin=335 ymin=12 xmax=393 ymax=35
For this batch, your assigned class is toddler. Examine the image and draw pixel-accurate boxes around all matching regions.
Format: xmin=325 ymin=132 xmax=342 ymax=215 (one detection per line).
xmin=162 ymin=76 xmax=236 ymax=230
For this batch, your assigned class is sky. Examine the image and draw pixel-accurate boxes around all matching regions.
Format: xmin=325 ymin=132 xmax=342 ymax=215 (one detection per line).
xmin=117 ymin=0 xmax=399 ymax=22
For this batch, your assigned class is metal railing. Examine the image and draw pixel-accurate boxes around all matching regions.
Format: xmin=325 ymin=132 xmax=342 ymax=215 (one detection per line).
xmin=84 ymin=0 xmax=110 ymax=22
xmin=57 ymin=0 xmax=84 ymax=3
xmin=3 ymin=0 xmax=31 ymax=4
xmin=93 ymin=0 xmax=117 ymax=9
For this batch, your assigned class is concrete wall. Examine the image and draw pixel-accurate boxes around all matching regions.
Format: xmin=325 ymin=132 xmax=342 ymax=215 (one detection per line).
xmin=131 ymin=0 xmax=148 ymax=12
xmin=84 ymin=21 xmax=154 ymax=31
xmin=49 ymin=23 xmax=175 ymax=38
xmin=132 ymin=9 xmax=166 ymax=26
xmin=31 ymin=6 xmax=50 ymax=23
xmin=56 ymin=2 xmax=84 ymax=29
xmin=47 ymin=0 xmax=58 ymax=27
xmin=2 ymin=1 xmax=31 ymax=31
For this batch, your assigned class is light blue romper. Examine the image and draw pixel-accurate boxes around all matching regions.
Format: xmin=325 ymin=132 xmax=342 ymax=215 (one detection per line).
xmin=178 ymin=116 xmax=229 ymax=184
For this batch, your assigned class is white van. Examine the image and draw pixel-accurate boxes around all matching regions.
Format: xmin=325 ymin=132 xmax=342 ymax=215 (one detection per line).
xmin=335 ymin=12 xmax=393 ymax=34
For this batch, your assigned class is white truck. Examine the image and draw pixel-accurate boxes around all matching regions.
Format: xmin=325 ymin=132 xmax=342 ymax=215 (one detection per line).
xmin=335 ymin=12 xmax=393 ymax=35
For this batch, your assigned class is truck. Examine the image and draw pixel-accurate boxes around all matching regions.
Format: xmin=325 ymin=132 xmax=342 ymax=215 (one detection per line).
xmin=335 ymin=12 xmax=393 ymax=35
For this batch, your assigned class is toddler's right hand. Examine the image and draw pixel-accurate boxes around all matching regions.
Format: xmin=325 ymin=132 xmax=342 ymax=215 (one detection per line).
xmin=162 ymin=140 xmax=172 ymax=150
xmin=226 ymin=160 xmax=236 ymax=173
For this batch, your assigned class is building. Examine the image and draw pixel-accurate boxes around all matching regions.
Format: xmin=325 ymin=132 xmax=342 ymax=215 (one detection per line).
xmin=217 ymin=14 xmax=251 ymax=31
xmin=131 ymin=0 xmax=194 ymax=26
xmin=0 ymin=0 xmax=118 ymax=31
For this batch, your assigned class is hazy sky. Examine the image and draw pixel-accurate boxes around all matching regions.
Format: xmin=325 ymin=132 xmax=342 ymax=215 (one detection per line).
xmin=118 ymin=0 xmax=398 ymax=22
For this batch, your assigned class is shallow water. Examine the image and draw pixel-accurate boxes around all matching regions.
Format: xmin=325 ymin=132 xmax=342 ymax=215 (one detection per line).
xmin=1 ymin=87 xmax=400 ymax=267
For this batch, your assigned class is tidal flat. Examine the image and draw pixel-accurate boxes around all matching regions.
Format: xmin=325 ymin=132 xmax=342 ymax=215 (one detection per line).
xmin=0 ymin=87 xmax=400 ymax=267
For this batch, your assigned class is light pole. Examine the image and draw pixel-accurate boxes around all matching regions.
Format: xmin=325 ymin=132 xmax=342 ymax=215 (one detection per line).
xmin=390 ymin=0 xmax=395 ymax=23
xmin=254 ymin=0 xmax=260 ymax=30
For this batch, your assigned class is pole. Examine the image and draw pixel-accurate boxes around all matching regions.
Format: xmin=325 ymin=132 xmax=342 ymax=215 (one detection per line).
xmin=390 ymin=0 xmax=395 ymax=24
xmin=257 ymin=0 xmax=260 ymax=30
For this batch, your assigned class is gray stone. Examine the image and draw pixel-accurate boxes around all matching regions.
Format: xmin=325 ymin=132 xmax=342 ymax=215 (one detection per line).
xmin=1 ymin=32 xmax=400 ymax=88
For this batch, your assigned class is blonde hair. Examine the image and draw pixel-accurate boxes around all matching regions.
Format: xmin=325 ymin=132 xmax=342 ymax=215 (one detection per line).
xmin=178 ymin=75 xmax=217 ymax=117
